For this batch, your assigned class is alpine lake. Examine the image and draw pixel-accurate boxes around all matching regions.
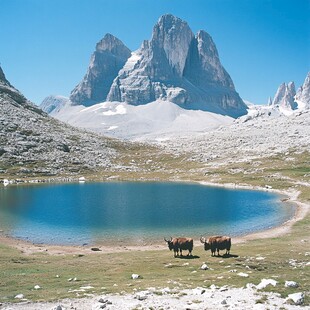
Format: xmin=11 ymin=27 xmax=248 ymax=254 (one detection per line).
xmin=0 ymin=181 xmax=296 ymax=246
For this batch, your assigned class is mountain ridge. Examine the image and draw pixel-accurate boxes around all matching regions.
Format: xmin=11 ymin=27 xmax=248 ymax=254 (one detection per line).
xmin=53 ymin=14 xmax=247 ymax=118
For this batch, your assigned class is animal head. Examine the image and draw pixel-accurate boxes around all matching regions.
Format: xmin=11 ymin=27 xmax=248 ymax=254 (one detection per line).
xmin=164 ymin=237 xmax=174 ymax=250
xmin=200 ymin=237 xmax=211 ymax=251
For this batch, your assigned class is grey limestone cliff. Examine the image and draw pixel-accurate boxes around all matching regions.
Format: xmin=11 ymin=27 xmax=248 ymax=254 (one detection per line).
xmin=70 ymin=34 xmax=131 ymax=106
xmin=107 ymin=14 xmax=247 ymax=117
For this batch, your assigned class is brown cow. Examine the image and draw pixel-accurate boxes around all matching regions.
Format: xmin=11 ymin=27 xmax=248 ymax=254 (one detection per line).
xmin=164 ymin=237 xmax=193 ymax=257
xmin=200 ymin=236 xmax=231 ymax=257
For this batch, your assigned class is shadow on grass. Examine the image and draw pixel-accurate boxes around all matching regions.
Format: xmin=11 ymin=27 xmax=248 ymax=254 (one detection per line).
xmin=177 ymin=255 xmax=200 ymax=259
xmin=214 ymin=253 xmax=239 ymax=258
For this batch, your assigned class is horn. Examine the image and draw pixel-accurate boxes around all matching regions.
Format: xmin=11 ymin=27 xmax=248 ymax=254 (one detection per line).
xmin=200 ymin=236 xmax=206 ymax=243
xmin=164 ymin=237 xmax=169 ymax=242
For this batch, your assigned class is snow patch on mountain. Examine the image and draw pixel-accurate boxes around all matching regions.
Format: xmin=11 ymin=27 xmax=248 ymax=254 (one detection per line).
xmin=54 ymin=100 xmax=233 ymax=141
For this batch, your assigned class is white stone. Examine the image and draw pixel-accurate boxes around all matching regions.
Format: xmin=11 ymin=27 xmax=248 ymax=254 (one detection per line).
xmin=14 ymin=293 xmax=24 ymax=299
xmin=237 ymin=272 xmax=249 ymax=277
xmin=285 ymin=281 xmax=299 ymax=288
xmin=34 ymin=285 xmax=41 ymax=290
xmin=131 ymin=273 xmax=140 ymax=279
xmin=200 ymin=263 xmax=209 ymax=270
xmin=287 ymin=292 xmax=304 ymax=305
xmin=256 ymin=279 xmax=277 ymax=289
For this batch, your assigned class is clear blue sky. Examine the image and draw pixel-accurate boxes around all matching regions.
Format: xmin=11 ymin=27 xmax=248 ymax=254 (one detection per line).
xmin=0 ymin=0 xmax=309 ymax=105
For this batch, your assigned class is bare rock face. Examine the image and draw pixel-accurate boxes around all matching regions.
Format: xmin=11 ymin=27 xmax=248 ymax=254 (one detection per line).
xmin=0 ymin=66 xmax=8 ymax=83
xmin=272 ymin=82 xmax=297 ymax=110
xmin=107 ymin=14 xmax=247 ymax=117
xmin=70 ymin=33 xmax=131 ymax=106
xmin=296 ymin=72 xmax=310 ymax=107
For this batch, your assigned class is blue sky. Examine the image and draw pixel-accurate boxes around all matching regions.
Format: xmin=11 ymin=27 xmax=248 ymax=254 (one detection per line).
xmin=0 ymin=0 xmax=309 ymax=105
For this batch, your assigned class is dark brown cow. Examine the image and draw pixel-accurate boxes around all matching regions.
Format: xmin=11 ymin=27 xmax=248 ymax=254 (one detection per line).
xmin=200 ymin=236 xmax=231 ymax=257
xmin=164 ymin=237 xmax=193 ymax=257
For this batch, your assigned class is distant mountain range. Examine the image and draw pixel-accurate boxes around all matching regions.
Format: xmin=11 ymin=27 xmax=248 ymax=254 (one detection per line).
xmin=269 ymin=72 xmax=310 ymax=114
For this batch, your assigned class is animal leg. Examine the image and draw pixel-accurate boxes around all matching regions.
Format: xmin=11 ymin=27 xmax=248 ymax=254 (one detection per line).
xmin=180 ymin=249 xmax=183 ymax=256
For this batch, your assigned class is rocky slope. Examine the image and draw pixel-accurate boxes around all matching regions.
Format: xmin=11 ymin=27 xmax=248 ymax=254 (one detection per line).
xmin=107 ymin=14 xmax=247 ymax=117
xmin=70 ymin=34 xmax=131 ymax=106
xmin=0 ymin=66 xmax=123 ymax=179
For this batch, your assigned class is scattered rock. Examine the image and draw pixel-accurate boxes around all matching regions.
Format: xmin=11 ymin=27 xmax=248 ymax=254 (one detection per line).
xmin=200 ymin=263 xmax=209 ymax=270
xmin=286 ymin=292 xmax=304 ymax=305
xmin=285 ymin=280 xmax=299 ymax=288
xmin=256 ymin=279 xmax=277 ymax=290
xmin=219 ymin=286 xmax=229 ymax=292
xmin=34 ymin=285 xmax=41 ymax=290
xmin=14 ymin=293 xmax=24 ymax=299
xmin=131 ymin=273 xmax=140 ymax=279
xmin=135 ymin=292 xmax=148 ymax=301
xmin=237 ymin=272 xmax=249 ymax=277
xmin=91 ymin=247 xmax=101 ymax=251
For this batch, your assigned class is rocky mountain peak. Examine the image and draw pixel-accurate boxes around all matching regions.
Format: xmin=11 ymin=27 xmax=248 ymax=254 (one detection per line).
xmin=272 ymin=81 xmax=296 ymax=110
xmin=296 ymin=72 xmax=310 ymax=107
xmin=151 ymin=14 xmax=194 ymax=76
xmin=69 ymin=34 xmax=131 ymax=106
xmin=96 ymin=33 xmax=131 ymax=57
xmin=106 ymin=14 xmax=247 ymax=117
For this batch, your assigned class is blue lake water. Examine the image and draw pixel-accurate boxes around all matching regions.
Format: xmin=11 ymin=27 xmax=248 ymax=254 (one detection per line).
xmin=0 ymin=182 xmax=295 ymax=246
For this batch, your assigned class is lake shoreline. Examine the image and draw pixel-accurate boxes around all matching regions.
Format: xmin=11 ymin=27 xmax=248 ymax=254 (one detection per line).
xmin=0 ymin=182 xmax=308 ymax=256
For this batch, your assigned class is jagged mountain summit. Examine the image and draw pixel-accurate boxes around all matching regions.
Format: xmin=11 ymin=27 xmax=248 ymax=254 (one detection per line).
xmin=272 ymin=81 xmax=297 ymax=112
xmin=241 ymin=72 xmax=310 ymax=121
xmin=296 ymin=72 xmax=310 ymax=109
xmin=107 ymin=14 xmax=247 ymax=117
xmin=58 ymin=14 xmax=247 ymax=118
xmin=70 ymin=33 xmax=131 ymax=106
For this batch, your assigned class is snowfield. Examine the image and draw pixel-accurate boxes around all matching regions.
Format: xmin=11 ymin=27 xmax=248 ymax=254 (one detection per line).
xmin=53 ymin=99 xmax=234 ymax=140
